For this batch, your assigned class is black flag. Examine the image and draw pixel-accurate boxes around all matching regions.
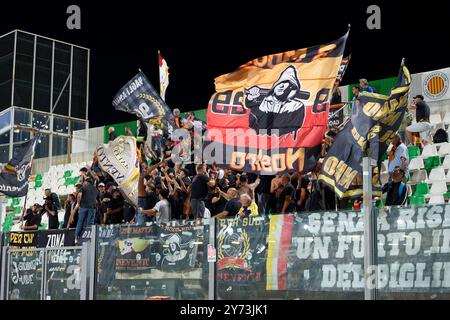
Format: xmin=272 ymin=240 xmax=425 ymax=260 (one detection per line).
xmin=0 ymin=135 xmax=38 ymax=197
xmin=112 ymin=71 xmax=175 ymax=133
xmin=319 ymin=62 xmax=411 ymax=198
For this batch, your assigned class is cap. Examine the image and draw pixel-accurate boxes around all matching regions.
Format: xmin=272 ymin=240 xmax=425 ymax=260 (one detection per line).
xmin=359 ymin=78 xmax=368 ymax=84
xmin=98 ymin=182 xmax=105 ymax=187
xmin=326 ymin=130 xmax=337 ymax=138
xmin=413 ymin=94 xmax=424 ymax=100
xmin=79 ymin=167 xmax=88 ymax=172
xmin=105 ymin=182 xmax=115 ymax=189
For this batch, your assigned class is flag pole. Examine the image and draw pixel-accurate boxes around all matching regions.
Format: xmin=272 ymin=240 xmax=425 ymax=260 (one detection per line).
xmin=363 ymin=156 xmax=378 ymax=300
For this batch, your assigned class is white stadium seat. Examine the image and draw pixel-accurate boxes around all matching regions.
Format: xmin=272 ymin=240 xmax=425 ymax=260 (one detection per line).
xmin=430 ymin=181 xmax=448 ymax=195
xmin=409 ymin=157 xmax=425 ymax=171
xmin=444 ymin=112 xmax=450 ymax=125
xmin=411 ymin=170 xmax=428 ymax=185
xmin=427 ymin=167 xmax=446 ymax=183
xmin=430 ymin=114 xmax=443 ymax=127
xmin=382 ymin=160 xmax=389 ymax=173
xmin=446 ymin=170 xmax=450 ymax=183
xmin=442 ymin=155 xmax=450 ymax=170
xmin=439 ymin=143 xmax=450 ymax=157
xmin=421 ymin=145 xmax=438 ymax=159
xmin=429 ymin=195 xmax=445 ymax=205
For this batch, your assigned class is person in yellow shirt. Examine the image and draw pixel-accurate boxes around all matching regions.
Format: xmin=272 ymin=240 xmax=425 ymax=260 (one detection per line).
xmin=238 ymin=193 xmax=259 ymax=218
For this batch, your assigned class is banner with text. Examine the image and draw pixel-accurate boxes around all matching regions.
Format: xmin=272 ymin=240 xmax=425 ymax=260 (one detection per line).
xmin=205 ymin=32 xmax=348 ymax=175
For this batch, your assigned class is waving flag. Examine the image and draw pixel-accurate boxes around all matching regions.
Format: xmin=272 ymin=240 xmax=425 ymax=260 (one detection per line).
xmin=96 ymin=136 xmax=140 ymax=207
xmin=158 ymin=51 xmax=169 ymax=101
xmin=319 ymin=62 xmax=412 ymax=198
xmin=205 ymin=32 xmax=348 ymax=175
xmin=112 ymin=71 xmax=175 ymax=134
xmin=0 ymin=135 xmax=38 ymax=197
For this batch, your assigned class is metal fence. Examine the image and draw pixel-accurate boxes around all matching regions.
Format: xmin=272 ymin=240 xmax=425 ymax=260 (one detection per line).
xmin=1 ymin=204 xmax=450 ymax=300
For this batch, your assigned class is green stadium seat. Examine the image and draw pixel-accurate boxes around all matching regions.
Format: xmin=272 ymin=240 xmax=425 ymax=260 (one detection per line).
xmin=12 ymin=198 xmax=20 ymax=206
xmin=410 ymin=195 xmax=425 ymax=206
xmin=414 ymin=182 xmax=430 ymax=197
xmin=64 ymin=170 xmax=72 ymax=178
xmin=375 ymin=199 xmax=383 ymax=208
xmin=35 ymin=174 xmax=43 ymax=181
xmin=35 ymin=180 xmax=43 ymax=188
xmin=13 ymin=206 xmax=22 ymax=215
xmin=425 ymin=156 xmax=441 ymax=172
xmin=72 ymin=177 xmax=79 ymax=185
xmin=408 ymin=146 xmax=420 ymax=160
xmin=381 ymin=152 xmax=389 ymax=162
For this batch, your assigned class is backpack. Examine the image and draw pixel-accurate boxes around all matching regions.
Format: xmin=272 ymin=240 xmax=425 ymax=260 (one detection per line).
xmin=433 ymin=128 xmax=448 ymax=144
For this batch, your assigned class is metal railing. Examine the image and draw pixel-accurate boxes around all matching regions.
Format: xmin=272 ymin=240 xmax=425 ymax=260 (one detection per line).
xmin=1 ymin=204 xmax=450 ymax=300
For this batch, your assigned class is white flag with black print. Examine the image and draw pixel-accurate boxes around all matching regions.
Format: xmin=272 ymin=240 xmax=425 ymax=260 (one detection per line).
xmin=96 ymin=136 xmax=140 ymax=208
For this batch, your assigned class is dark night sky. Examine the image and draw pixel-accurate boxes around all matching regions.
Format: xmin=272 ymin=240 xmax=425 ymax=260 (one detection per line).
xmin=2 ymin=1 xmax=450 ymax=127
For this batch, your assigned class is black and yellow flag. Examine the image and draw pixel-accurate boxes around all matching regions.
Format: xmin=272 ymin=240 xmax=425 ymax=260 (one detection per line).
xmin=319 ymin=62 xmax=411 ymax=198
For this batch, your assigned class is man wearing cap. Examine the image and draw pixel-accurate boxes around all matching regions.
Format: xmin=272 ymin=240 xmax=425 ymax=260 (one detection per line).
xmin=406 ymin=94 xmax=431 ymax=146
xmin=179 ymin=168 xmax=192 ymax=187
xmin=20 ymin=204 xmax=42 ymax=230
xmin=96 ymin=182 xmax=110 ymax=224
xmin=72 ymin=177 xmax=98 ymax=240
xmin=359 ymin=78 xmax=375 ymax=93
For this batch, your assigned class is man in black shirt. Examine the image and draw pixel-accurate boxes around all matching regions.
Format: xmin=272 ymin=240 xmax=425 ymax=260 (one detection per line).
xmin=96 ymin=182 xmax=109 ymax=224
xmin=21 ymin=204 xmax=42 ymax=230
xmin=406 ymin=94 xmax=432 ymax=146
xmin=190 ymin=164 xmax=215 ymax=218
xmin=44 ymin=189 xmax=61 ymax=212
xmin=215 ymin=188 xmax=242 ymax=218
xmin=43 ymin=195 xmax=59 ymax=229
xmin=296 ymin=175 xmax=310 ymax=212
xmin=105 ymin=189 xmax=125 ymax=224
xmin=73 ymin=178 xmax=98 ymax=240
xmin=257 ymin=175 xmax=273 ymax=215
xmin=276 ymin=174 xmax=296 ymax=214
xmin=63 ymin=194 xmax=77 ymax=228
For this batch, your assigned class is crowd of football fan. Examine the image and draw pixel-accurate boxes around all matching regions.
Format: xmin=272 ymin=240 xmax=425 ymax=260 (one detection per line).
xmin=20 ymin=79 xmax=440 ymax=242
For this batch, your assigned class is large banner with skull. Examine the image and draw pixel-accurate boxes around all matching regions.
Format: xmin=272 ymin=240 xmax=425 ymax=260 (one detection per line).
xmin=205 ymin=33 xmax=348 ymax=175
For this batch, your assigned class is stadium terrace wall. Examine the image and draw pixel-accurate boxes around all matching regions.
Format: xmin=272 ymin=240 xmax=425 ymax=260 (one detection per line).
xmin=2 ymin=204 xmax=450 ymax=300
